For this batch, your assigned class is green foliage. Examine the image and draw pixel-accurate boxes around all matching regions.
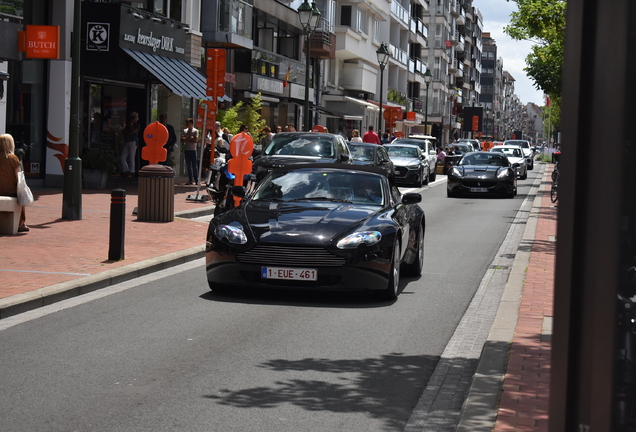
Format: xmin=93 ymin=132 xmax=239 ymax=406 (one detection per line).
xmin=216 ymin=101 xmax=244 ymax=135
xmin=240 ymin=93 xmax=267 ymax=144
xmin=82 ymin=150 xmax=118 ymax=174
xmin=504 ymin=0 xmax=566 ymax=99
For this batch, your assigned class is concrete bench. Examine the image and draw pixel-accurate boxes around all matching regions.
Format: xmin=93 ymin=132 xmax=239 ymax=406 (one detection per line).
xmin=0 ymin=197 xmax=21 ymax=235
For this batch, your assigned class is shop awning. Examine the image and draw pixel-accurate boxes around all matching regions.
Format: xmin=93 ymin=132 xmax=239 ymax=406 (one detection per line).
xmin=123 ymin=48 xmax=208 ymax=99
xmin=310 ymin=103 xmax=363 ymax=121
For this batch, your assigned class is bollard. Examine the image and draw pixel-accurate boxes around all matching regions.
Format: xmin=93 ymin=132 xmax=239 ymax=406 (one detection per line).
xmin=108 ymin=189 xmax=126 ymax=261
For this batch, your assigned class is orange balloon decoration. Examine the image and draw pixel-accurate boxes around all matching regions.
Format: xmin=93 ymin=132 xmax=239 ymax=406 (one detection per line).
xmin=228 ymin=132 xmax=254 ymax=206
xmin=141 ymin=121 xmax=168 ymax=165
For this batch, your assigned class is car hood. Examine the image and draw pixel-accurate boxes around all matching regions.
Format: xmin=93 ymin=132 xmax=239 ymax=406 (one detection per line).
xmin=458 ymin=165 xmax=502 ymax=177
xmin=390 ymin=156 xmax=421 ymax=167
xmin=242 ymin=200 xmax=379 ymax=245
xmin=253 ymin=155 xmax=337 ymax=169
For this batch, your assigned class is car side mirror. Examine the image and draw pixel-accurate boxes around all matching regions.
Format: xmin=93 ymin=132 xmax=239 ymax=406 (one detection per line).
xmin=339 ymin=153 xmax=351 ymax=162
xmin=401 ymin=193 xmax=422 ymax=205
xmin=429 ymin=150 xmax=436 ymax=156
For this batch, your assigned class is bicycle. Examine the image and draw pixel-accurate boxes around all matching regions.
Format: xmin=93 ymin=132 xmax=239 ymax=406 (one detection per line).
xmin=550 ymin=162 xmax=559 ymax=203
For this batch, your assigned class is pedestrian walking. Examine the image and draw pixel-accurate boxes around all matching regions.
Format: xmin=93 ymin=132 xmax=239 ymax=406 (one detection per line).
xmin=362 ymin=126 xmax=381 ymax=145
xmin=120 ymin=112 xmax=140 ymax=177
xmin=181 ymin=118 xmax=200 ymax=185
xmin=350 ymin=129 xmax=363 ymax=142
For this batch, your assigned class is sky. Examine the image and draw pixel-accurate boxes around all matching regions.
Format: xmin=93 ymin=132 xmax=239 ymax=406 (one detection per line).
xmin=476 ymin=0 xmax=544 ymax=106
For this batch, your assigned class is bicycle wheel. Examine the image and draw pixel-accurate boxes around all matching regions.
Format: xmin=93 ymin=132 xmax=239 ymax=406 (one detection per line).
xmin=550 ymin=183 xmax=558 ymax=203
xmin=551 ymin=169 xmax=559 ymax=182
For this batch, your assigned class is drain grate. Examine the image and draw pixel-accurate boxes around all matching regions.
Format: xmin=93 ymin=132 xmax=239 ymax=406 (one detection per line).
xmin=489 ymin=265 xmax=510 ymax=270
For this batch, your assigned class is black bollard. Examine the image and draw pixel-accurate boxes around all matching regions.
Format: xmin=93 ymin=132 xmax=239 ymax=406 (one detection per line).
xmin=108 ymin=189 xmax=126 ymax=261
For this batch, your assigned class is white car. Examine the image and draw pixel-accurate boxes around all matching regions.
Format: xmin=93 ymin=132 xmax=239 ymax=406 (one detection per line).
xmin=503 ymin=139 xmax=534 ymax=170
xmin=490 ymin=145 xmax=528 ymax=180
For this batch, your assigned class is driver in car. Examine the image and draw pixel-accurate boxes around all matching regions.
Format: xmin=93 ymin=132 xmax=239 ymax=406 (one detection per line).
xmin=355 ymin=176 xmax=383 ymax=204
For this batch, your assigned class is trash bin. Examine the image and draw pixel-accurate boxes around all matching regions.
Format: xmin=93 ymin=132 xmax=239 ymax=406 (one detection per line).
xmin=137 ymin=164 xmax=175 ymax=222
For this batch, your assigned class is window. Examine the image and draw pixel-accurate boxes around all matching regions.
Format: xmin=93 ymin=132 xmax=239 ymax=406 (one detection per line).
xmin=357 ymin=8 xmax=367 ymax=34
xmin=341 ymin=5 xmax=352 ymax=27
xmin=374 ymin=20 xmax=380 ymax=42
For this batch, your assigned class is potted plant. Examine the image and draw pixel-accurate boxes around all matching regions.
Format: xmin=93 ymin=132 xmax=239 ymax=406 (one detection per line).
xmin=82 ymin=150 xmax=117 ymax=189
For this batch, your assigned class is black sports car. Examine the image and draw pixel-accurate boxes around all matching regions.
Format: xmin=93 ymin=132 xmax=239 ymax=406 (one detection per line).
xmin=252 ymin=132 xmax=352 ymax=182
xmin=447 ymin=151 xmax=517 ymax=198
xmin=347 ymin=142 xmax=394 ymax=178
xmin=206 ymin=164 xmax=425 ymax=300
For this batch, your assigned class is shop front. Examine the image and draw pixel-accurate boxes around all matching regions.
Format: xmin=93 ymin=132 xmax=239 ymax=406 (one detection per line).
xmin=80 ymin=2 xmax=207 ymax=177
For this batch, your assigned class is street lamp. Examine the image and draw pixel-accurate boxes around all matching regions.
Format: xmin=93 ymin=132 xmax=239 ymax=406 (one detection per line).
xmin=298 ymin=0 xmax=321 ymax=131
xmin=376 ymin=43 xmax=390 ymax=139
xmin=423 ymin=68 xmax=432 ymax=135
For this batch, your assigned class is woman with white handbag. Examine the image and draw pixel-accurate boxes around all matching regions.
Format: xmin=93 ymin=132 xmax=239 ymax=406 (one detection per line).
xmin=0 ymin=134 xmax=29 ymax=232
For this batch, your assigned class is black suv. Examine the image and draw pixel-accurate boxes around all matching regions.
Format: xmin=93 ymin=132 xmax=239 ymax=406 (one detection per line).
xmin=252 ymin=132 xmax=352 ymax=182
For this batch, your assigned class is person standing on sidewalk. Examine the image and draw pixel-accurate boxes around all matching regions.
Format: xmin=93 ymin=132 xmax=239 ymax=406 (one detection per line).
xmin=159 ymin=114 xmax=177 ymax=167
xmin=182 ymin=118 xmax=200 ymax=185
xmin=0 ymin=134 xmax=28 ymax=232
xmin=119 ymin=112 xmax=140 ymax=178
xmin=362 ymin=126 xmax=381 ymax=145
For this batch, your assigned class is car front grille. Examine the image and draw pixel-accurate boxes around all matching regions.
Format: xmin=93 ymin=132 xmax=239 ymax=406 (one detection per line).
xmin=394 ymin=167 xmax=408 ymax=177
xmin=462 ymin=180 xmax=498 ymax=188
xmin=237 ymin=245 xmax=346 ymax=267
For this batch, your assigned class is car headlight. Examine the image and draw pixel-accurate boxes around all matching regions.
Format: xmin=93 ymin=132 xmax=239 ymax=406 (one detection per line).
xmin=497 ymin=168 xmax=511 ymax=178
xmin=214 ymin=224 xmax=248 ymax=244
xmin=337 ymin=231 xmax=382 ymax=249
xmin=450 ymin=167 xmax=463 ymax=178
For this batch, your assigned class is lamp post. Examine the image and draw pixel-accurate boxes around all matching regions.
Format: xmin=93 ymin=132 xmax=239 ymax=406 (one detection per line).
xmin=423 ymin=68 xmax=432 ymax=135
xmin=376 ymin=43 xmax=390 ymax=139
xmin=298 ymin=0 xmax=321 ymax=131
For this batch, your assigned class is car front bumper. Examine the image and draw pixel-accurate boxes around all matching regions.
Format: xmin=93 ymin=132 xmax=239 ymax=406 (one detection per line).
xmin=447 ymin=176 xmax=515 ymax=195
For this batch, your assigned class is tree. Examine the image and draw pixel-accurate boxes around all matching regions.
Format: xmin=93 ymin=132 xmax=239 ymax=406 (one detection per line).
xmin=217 ymin=101 xmax=244 ymax=136
xmin=240 ymin=93 xmax=267 ymax=144
xmin=504 ymin=0 xmax=566 ymax=100
xmin=505 ymin=0 xmax=566 ymax=140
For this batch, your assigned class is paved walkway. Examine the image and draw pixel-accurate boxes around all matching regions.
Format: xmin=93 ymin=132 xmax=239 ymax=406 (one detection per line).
xmin=493 ymin=166 xmax=555 ymax=431
xmin=0 ymin=174 xmax=213 ymax=312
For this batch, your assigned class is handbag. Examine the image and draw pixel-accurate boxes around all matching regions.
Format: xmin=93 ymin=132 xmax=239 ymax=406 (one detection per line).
xmin=16 ymin=171 xmax=34 ymax=206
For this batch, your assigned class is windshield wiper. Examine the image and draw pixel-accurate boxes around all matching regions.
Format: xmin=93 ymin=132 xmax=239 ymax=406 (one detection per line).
xmin=286 ymin=197 xmax=352 ymax=203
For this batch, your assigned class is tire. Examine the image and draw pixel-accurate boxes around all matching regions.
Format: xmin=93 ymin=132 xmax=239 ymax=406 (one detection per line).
xmin=422 ymin=167 xmax=429 ymax=185
xmin=528 ymin=159 xmax=534 ymax=170
xmin=550 ymin=184 xmax=558 ymax=203
xmin=382 ymin=239 xmax=401 ymax=300
xmin=413 ymin=170 xmax=424 ymax=187
xmin=429 ymin=165 xmax=437 ymax=182
xmin=403 ymin=227 xmax=424 ymax=277
xmin=520 ymin=169 xmax=528 ymax=180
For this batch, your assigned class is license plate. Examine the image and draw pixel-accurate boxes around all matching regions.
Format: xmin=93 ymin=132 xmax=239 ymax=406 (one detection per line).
xmin=262 ymin=267 xmax=317 ymax=281
xmin=470 ymin=187 xmax=488 ymax=192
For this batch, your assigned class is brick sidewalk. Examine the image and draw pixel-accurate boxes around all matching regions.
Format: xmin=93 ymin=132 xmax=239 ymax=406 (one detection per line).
xmin=0 ymin=175 xmax=214 ymax=299
xmin=493 ymin=168 xmax=556 ymax=431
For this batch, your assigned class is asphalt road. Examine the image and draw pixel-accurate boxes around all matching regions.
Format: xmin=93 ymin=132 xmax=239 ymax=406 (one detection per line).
xmin=0 ymin=169 xmax=540 ymax=432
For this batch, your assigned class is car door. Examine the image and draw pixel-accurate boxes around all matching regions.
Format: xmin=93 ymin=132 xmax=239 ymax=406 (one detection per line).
xmin=376 ymin=146 xmax=394 ymax=177
xmin=390 ymin=183 xmax=410 ymax=260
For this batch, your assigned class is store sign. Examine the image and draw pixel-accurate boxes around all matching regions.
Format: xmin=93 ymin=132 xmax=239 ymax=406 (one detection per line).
xmin=119 ymin=8 xmax=186 ymax=59
xmin=86 ymin=23 xmax=110 ymax=52
xmin=19 ymin=25 xmax=60 ymax=59
xmin=253 ymin=75 xmax=284 ymax=95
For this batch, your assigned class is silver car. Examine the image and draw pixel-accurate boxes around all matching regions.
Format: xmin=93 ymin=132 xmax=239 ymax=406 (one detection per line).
xmin=503 ymin=139 xmax=534 ymax=170
xmin=384 ymin=143 xmax=429 ymax=187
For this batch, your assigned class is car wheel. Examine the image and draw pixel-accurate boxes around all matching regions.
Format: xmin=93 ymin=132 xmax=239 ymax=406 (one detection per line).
xmin=520 ymin=170 xmax=528 ymax=180
xmin=403 ymin=226 xmax=424 ymax=277
xmin=528 ymin=160 xmax=534 ymax=170
xmin=429 ymin=166 xmax=436 ymax=182
xmin=382 ymin=239 xmax=401 ymax=300
xmin=447 ymin=189 xmax=458 ymax=198
xmin=422 ymin=167 xmax=429 ymax=185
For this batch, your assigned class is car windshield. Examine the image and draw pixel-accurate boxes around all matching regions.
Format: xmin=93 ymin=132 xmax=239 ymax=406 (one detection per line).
xmin=253 ymin=171 xmax=385 ymax=206
xmin=460 ymin=153 xmax=508 ymax=166
xmin=349 ymin=145 xmax=375 ymax=162
xmin=386 ymin=146 xmax=419 ymax=158
xmin=492 ymin=147 xmax=522 ymax=158
xmin=506 ymin=140 xmax=529 ymax=149
xmin=452 ymin=144 xmax=471 ymax=153
xmin=393 ymin=139 xmax=426 ymax=150
xmin=264 ymin=135 xmax=335 ymax=158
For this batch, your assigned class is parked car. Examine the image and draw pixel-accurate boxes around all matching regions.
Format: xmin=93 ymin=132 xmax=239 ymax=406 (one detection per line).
xmin=391 ymin=135 xmax=437 ymax=182
xmin=384 ymin=143 xmax=430 ymax=187
xmin=447 ymin=151 xmax=517 ymax=198
xmin=348 ymin=142 xmax=394 ymax=178
xmin=490 ymin=145 xmax=528 ymax=180
xmin=503 ymin=139 xmax=534 ymax=170
xmin=205 ymin=164 xmax=426 ymax=300
xmin=252 ymin=132 xmax=352 ymax=182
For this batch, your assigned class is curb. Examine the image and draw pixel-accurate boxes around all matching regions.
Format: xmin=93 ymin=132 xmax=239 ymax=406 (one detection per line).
xmin=0 ymin=245 xmax=205 ymax=320
xmin=455 ymin=164 xmax=547 ymax=431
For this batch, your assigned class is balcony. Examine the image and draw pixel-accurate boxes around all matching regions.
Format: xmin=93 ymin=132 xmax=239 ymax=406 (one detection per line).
xmin=208 ymin=0 xmax=253 ymax=49
xmin=390 ymin=1 xmax=410 ymax=28
xmin=307 ymin=18 xmax=336 ymax=60
xmin=389 ymin=44 xmax=409 ymax=66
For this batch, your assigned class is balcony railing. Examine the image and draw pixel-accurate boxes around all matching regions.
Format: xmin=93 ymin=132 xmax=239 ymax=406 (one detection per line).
xmin=390 ymin=1 xmax=410 ymax=27
xmin=219 ymin=0 xmax=253 ymax=39
xmin=389 ymin=44 xmax=409 ymax=65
